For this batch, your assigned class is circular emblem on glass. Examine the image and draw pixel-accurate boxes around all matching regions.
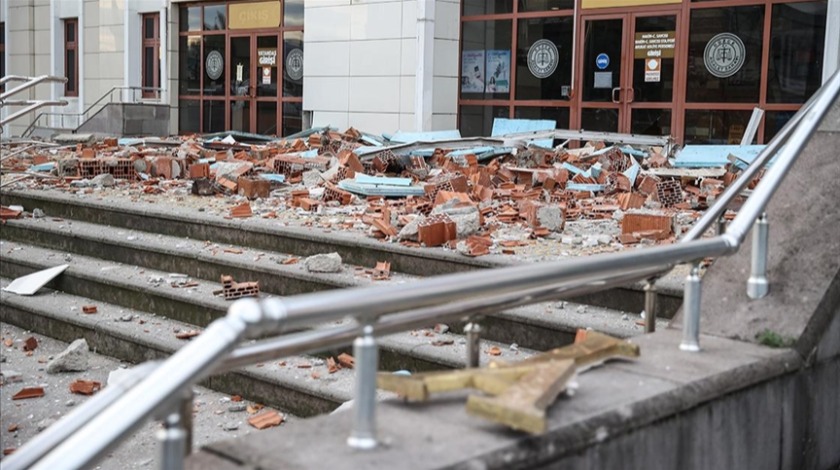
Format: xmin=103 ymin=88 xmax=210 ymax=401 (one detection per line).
xmin=704 ymin=33 xmax=745 ymax=78
xmin=286 ymin=48 xmax=304 ymax=81
xmin=527 ymin=39 xmax=558 ymax=79
xmin=205 ymin=50 xmax=224 ymax=81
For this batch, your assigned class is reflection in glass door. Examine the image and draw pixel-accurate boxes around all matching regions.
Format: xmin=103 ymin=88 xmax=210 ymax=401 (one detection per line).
xmin=577 ymin=12 xmax=679 ymax=137
xmin=579 ymin=17 xmax=625 ymax=133
xmin=228 ymin=34 xmax=280 ymax=135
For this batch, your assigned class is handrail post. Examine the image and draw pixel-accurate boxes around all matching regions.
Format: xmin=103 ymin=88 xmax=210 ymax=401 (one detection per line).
xmin=180 ymin=390 xmax=194 ymax=455
xmin=747 ymin=213 xmax=769 ymax=299
xmin=347 ymin=324 xmax=378 ymax=450
xmin=680 ymin=263 xmax=702 ymax=352
xmin=716 ymin=215 xmax=727 ymax=236
xmin=464 ymin=320 xmax=482 ymax=368
xmin=157 ymin=411 xmax=187 ymax=470
xmin=643 ymin=280 xmax=657 ymax=333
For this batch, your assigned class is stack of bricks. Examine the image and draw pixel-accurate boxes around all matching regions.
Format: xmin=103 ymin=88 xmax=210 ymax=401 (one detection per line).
xmin=220 ymin=275 xmax=260 ymax=300
xmin=418 ymin=214 xmax=457 ymax=247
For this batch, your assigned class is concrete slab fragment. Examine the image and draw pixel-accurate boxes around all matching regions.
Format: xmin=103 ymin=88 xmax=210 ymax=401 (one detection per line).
xmin=2 ymin=264 xmax=69 ymax=295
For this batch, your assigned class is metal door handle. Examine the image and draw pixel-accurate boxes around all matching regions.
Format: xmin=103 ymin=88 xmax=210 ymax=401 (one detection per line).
xmin=611 ymin=87 xmax=621 ymax=103
xmin=627 ymin=87 xmax=635 ymax=103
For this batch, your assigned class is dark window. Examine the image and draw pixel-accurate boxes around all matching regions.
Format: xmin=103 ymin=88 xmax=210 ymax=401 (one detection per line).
xmin=179 ymin=100 xmax=201 ymax=133
xmin=516 ymin=17 xmax=573 ymax=101
xmin=203 ymin=5 xmax=226 ymax=31
xmin=202 ymin=35 xmax=225 ymax=96
xmin=766 ymin=2 xmax=827 ymax=104
xmin=518 ymin=0 xmax=574 ymax=12
xmin=686 ymin=6 xmax=764 ymax=103
xmin=179 ymin=36 xmax=201 ymax=95
xmin=459 ymin=105 xmax=509 ymax=137
xmin=180 ymin=6 xmax=201 ymax=32
xmin=463 ymin=0 xmax=513 ymax=16
xmin=461 ymin=20 xmax=512 ymax=100
xmin=283 ymin=31 xmax=303 ymax=98
xmin=64 ymin=19 xmax=79 ymax=97
xmin=684 ymin=109 xmax=752 ymax=144
xmin=282 ymin=102 xmax=303 ymax=137
xmin=763 ymin=111 xmax=796 ymax=142
xmin=1 ymin=23 xmax=5 ymax=92
xmin=141 ymin=13 xmax=160 ymax=98
xmin=284 ymin=0 xmax=304 ymax=27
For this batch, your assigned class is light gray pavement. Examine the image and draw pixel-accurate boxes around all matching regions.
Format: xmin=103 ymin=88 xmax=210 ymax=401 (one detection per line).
xmin=0 ymin=322 xmax=292 ymax=469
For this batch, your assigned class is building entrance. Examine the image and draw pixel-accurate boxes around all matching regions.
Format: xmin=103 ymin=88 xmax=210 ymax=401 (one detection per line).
xmin=229 ymin=34 xmax=280 ymax=135
xmin=577 ymin=11 xmax=680 ymax=137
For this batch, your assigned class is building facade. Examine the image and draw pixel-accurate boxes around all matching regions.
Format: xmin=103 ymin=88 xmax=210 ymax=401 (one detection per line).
xmin=1 ymin=0 xmax=838 ymax=144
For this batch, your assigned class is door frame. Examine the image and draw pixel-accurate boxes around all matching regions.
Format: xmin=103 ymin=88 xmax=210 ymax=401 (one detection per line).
xmin=227 ymin=32 xmax=282 ymax=135
xmin=574 ymin=7 xmax=684 ymax=140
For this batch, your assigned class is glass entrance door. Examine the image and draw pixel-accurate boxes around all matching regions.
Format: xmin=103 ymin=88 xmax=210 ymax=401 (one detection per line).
xmin=577 ymin=12 xmax=679 ymax=136
xmin=228 ymin=34 xmax=280 ymax=135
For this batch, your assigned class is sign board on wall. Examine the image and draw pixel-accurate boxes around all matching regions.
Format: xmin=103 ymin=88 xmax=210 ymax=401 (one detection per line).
xmin=582 ymin=0 xmax=679 ymax=8
xmin=229 ymin=1 xmax=281 ymax=29
xmin=645 ymin=58 xmax=661 ymax=82
xmin=461 ymin=50 xmax=485 ymax=93
xmin=258 ymin=48 xmax=277 ymax=66
xmin=634 ymin=31 xmax=676 ymax=59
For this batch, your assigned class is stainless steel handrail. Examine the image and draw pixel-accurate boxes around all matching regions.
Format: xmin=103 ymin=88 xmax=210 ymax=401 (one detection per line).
xmin=20 ymin=86 xmax=163 ymax=137
xmin=10 ymin=69 xmax=840 ymax=470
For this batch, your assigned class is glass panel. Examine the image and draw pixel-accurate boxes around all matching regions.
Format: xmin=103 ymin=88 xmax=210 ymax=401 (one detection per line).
xmin=257 ymin=36 xmax=279 ymax=97
xmin=203 ymin=35 xmax=226 ymax=96
xmin=514 ymin=107 xmax=569 ymax=147
xmin=630 ymin=109 xmax=671 ymax=136
xmin=463 ymin=0 xmax=513 ymax=16
xmin=230 ymin=100 xmax=250 ymax=133
xmin=767 ymin=2 xmax=826 ymax=104
xmin=65 ymin=21 xmax=75 ymax=43
xmin=203 ymin=100 xmax=226 ymax=133
xmin=66 ymin=50 xmax=76 ymax=93
xmin=144 ymin=16 xmax=156 ymax=39
xmin=516 ymin=17 xmax=573 ymax=101
xmin=284 ymin=0 xmax=304 ymax=27
xmin=230 ymin=36 xmax=251 ymax=98
xmin=0 ymin=22 xmax=5 ymax=45
xmin=461 ymin=21 xmax=512 ymax=100
xmin=632 ymin=16 xmax=676 ymax=103
xmin=257 ymin=102 xmax=278 ymax=135
xmin=459 ymin=105 xmax=509 ymax=137
xmin=283 ymin=31 xmax=304 ymax=98
xmin=282 ymin=102 xmax=303 ymax=138
xmin=180 ymin=6 xmax=201 ymax=32
xmin=683 ymin=109 xmax=752 ymax=144
xmin=204 ymin=5 xmax=226 ymax=31
xmin=514 ymin=106 xmax=570 ymax=128
xmin=763 ymin=111 xmax=796 ymax=143
xmin=179 ymin=36 xmax=201 ymax=95
xmin=144 ymin=47 xmax=154 ymax=88
xmin=580 ymin=108 xmax=618 ymax=133
xmin=179 ymin=100 xmax=200 ymax=134
xmin=518 ymin=0 xmax=573 ymax=11
xmin=582 ymin=19 xmax=622 ymax=102
xmin=687 ymin=6 xmax=764 ymax=103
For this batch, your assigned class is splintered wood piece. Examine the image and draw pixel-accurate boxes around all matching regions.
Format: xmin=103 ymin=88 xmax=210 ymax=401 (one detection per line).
xmin=466 ymin=359 xmax=575 ymax=434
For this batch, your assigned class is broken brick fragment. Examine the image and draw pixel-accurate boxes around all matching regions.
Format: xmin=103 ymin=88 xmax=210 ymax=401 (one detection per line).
xmin=175 ymin=329 xmax=201 ymax=340
xmin=189 ymin=163 xmax=210 ymax=179
xmin=69 ymin=380 xmax=102 ymax=395
xmin=337 ymin=353 xmax=355 ymax=369
xmin=22 ymin=336 xmax=38 ymax=352
xmin=621 ymin=213 xmax=673 ymax=235
xmin=327 ymin=357 xmax=340 ymax=374
xmin=237 ymin=177 xmax=270 ymax=199
xmin=372 ymin=261 xmax=391 ymax=280
xmin=82 ymin=305 xmax=98 ymax=314
xmin=12 ymin=387 xmax=45 ymax=400
xmin=248 ymin=410 xmax=284 ymax=430
xmin=229 ymin=202 xmax=252 ymax=218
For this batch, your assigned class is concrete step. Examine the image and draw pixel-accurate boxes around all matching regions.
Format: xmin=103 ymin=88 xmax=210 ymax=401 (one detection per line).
xmin=0 ymin=189 xmax=685 ymax=316
xmin=0 ymin=222 xmax=665 ymax=350
xmin=0 ymin=276 xmax=541 ymax=417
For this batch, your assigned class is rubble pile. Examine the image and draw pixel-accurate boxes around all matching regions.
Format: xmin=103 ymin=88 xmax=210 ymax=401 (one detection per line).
xmin=0 ymin=128 xmax=764 ymax=256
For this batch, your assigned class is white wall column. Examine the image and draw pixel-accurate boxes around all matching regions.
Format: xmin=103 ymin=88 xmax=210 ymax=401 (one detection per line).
xmin=414 ymin=0 xmax=434 ymax=131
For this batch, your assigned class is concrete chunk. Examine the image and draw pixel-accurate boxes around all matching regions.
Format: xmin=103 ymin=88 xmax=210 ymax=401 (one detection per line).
xmin=46 ymin=338 xmax=90 ymax=374
xmin=304 ymin=253 xmax=343 ymax=273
